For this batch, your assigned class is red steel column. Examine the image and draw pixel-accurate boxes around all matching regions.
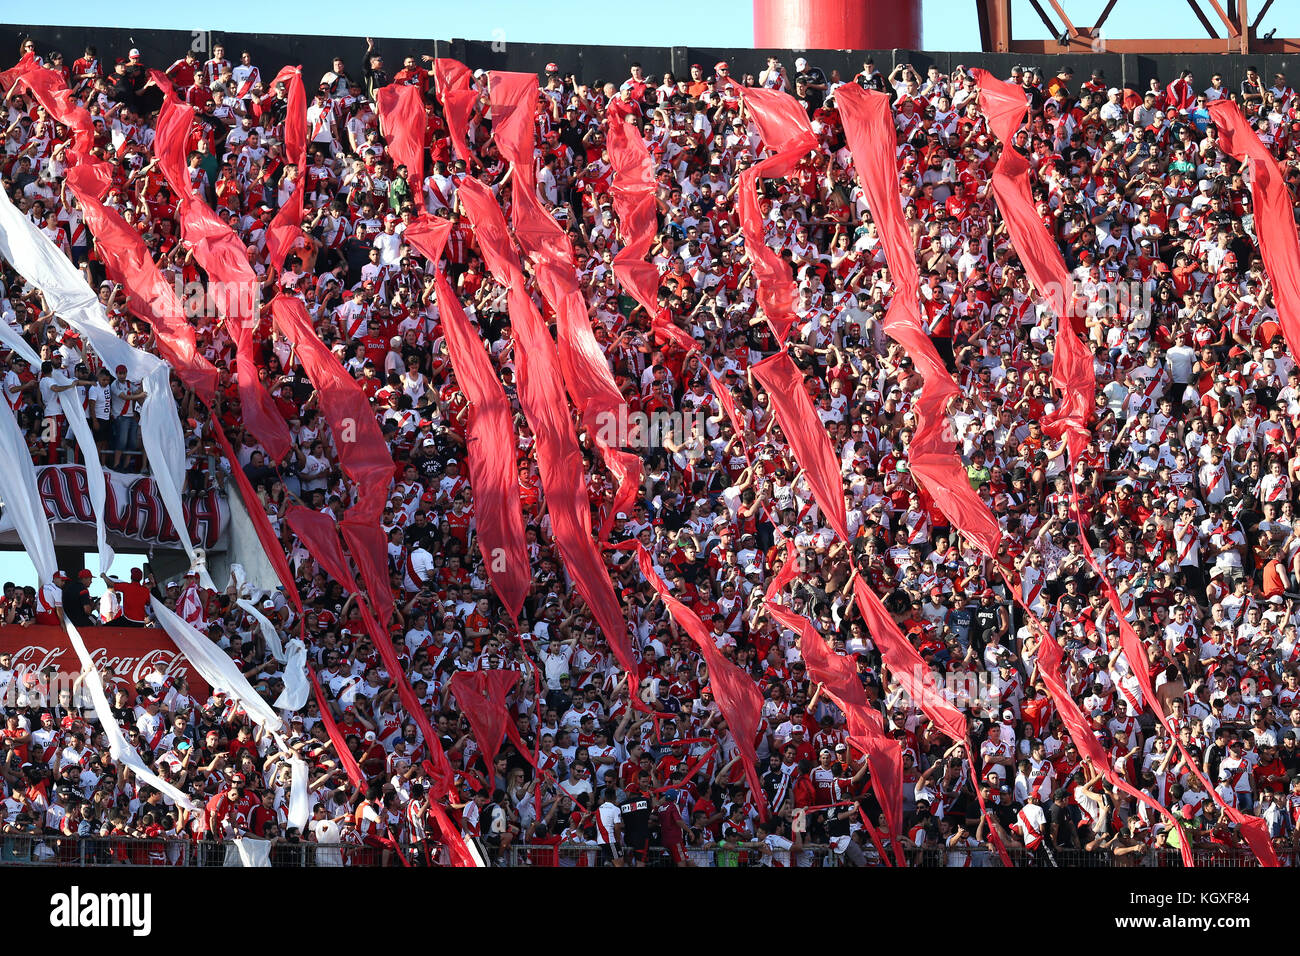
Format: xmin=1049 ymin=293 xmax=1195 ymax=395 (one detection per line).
xmin=753 ymin=0 xmax=922 ymax=50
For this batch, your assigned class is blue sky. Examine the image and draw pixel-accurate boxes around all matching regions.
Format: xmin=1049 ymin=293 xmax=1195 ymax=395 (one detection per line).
xmin=21 ymin=0 xmax=1300 ymax=50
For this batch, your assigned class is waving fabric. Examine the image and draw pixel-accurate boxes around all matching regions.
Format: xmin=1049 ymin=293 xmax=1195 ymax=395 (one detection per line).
xmin=766 ymin=602 xmax=904 ymax=860
xmin=751 ymin=352 xmax=849 ymax=542
xmin=265 ymin=67 xmax=309 ymax=270
xmin=486 ymin=73 xmax=643 ymax=543
xmin=732 ymin=87 xmax=818 ymax=343
xmin=269 ymin=296 xmax=394 ymax=521
xmin=605 ymin=117 xmax=663 ymax=315
xmin=835 ymin=84 xmax=1001 ymax=559
xmin=971 ymin=70 xmax=1093 ymax=456
xmin=627 ymin=543 xmax=766 ymax=813
xmin=456 ymin=176 xmax=638 ymax=682
xmin=433 ymin=270 xmax=530 ymax=619
xmin=1209 ymin=100 xmax=1300 ymax=360
xmin=447 ymin=670 xmax=524 ymax=779
xmin=376 ymin=82 xmax=428 ymax=211
xmin=152 ymin=74 xmax=291 ymax=462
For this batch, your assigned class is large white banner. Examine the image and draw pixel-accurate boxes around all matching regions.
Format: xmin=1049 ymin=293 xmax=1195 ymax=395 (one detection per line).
xmin=0 ymin=464 xmax=226 ymax=550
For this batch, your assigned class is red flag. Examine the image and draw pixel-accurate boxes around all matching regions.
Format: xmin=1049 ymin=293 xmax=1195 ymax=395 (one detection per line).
xmin=16 ymin=67 xmax=94 ymax=153
xmin=750 ymin=352 xmax=850 ymax=542
xmin=909 ymin=387 xmax=1003 ymax=559
xmin=0 ymin=52 xmax=36 ymax=96
xmin=270 ymin=296 xmax=394 ymax=520
xmin=628 ymin=544 xmax=766 ymax=813
xmin=972 ymin=70 xmax=1093 ymax=456
xmin=402 ymin=214 xmax=450 ymax=265
xmin=447 ymin=670 xmax=522 ymax=778
xmin=11 ymin=65 xmax=218 ymax=401
xmin=1074 ymin=524 xmax=1277 ymax=865
xmin=1032 ymin=612 xmax=1196 ymax=867
xmin=707 ymin=367 xmax=748 ymax=453
xmin=1210 ymin=100 xmax=1300 ymax=360
xmin=456 ymin=177 xmax=638 ymax=682
xmin=850 ymin=574 xmax=1013 ymax=865
xmin=63 ymin=166 xmax=219 ymax=401
xmin=733 ymin=87 xmax=817 ymax=343
xmin=265 ymin=66 xmax=308 ymax=270
xmin=432 ymin=59 xmax=476 ymax=166
xmin=766 ymin=601 xmax=904 ymax=855
xmin=432 ymin=58 xmax=470 ymax=93
xmin=766 ymin=535 xmax=801 ymax=600
xmin=153 ymin=81 xmax=291 ymax=461
xmin=433 ymin=269 xmax=530 ymax=619
xmin=339 ymin=518 xmax=395 ymax=632
xmin=308 ymin=668 xmax=366 ymax=786
xmin=441 ymin=89 xmax=478 ymax=166
xmin=284 ymin=505 xmax=360 ymax=590
xmin=376 ymin=82 xmax=428 ymax=212
xmin=836 ymin=84 xmax=1002 ymax=559
xmin=850 ymin=576 xmax=967 ymax=744
xmin=605 ymin=117 xmax=663 ymax=315
xmin=288 ymin=503 xmax=455 ymax=801
xmin=485 ymin=75 xmax=642 ymax=544
xmin=486 ymin=71 xmax=539 ymax=191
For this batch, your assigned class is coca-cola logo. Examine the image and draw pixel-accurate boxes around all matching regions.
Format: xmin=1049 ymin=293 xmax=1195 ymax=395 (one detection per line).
xmin=3 ymin=637 xmax=208 ymax=702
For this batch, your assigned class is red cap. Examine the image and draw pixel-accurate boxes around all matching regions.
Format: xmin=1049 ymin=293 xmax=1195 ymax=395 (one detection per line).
xmin=78 ymin=569 xmax=93 ymax=579
xmin=545 ymin=62 xmax=559 ymax=73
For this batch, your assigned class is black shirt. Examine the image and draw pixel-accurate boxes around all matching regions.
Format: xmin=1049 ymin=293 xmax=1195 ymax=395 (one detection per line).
xmin=796 ymin=67 xmax=827 ymax=109
xmin=971 ymin=605 xmax=1001 ymax=647
xmin=619 ymin=794 xmax=651 ymax=847
xmin=61 ymin=581 xmax=95 ymax=627
xmin=1049 ymin=801 xmax=1080 ymax=848
xmin=243 ymin=460 xmax=278 ymax=495
xmin=341 ymin=237 xmax=372 ymax=286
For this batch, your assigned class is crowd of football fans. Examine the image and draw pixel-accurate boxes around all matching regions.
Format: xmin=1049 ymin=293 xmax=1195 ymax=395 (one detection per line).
xmin=0 ymin=32 xmax=1299 ymax=865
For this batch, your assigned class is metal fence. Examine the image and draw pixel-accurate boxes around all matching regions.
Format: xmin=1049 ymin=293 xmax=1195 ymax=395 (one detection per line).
xmin=497 ymin=843 xmax=840 ymax=867
xmin=906 ymin=846 xmax=1283 ymax=867
xmin=0 ymin=835 xmax=383 ymax=867
xmin=0 ymin=834 xmax=1289 ymax=867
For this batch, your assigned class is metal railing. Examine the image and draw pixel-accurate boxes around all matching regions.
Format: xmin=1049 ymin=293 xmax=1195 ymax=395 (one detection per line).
xmin=904 ymin=845 xmax=1290 ymax=867
xmin=0 ymin=834 xmax=1290 ymax=867
xmin=0 ymin=835 xmax=385 ymax=867
xmin=496 ymin=842 xmax=840 ymax=867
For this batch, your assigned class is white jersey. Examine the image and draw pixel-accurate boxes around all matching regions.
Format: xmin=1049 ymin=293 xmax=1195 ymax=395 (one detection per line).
xmin=595 ymin=801 xmax=622 ymax=845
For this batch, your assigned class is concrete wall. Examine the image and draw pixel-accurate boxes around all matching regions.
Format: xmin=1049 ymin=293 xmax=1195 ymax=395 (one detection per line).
xmin=1 ymin=24 xmax=1290 ymax=97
